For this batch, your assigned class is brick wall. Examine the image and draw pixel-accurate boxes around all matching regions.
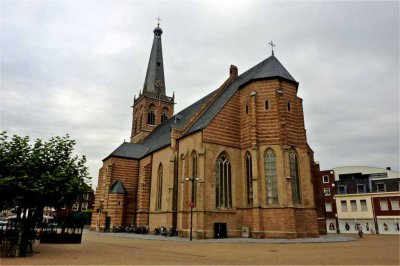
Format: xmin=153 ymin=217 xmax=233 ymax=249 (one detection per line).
xmin=203 ymin=93 xmax=241 ymax=147
xmin=131 ymin=96 xmax=174 ymax=143
xmin=90 ymin=157 xmax=139 ymax=230
xmin=136 ymin=156 xmax=152 ymax=225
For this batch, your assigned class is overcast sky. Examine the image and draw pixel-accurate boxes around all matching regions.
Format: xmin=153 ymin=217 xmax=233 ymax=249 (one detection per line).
xmin=1 ymin=0 xmax=399 ymax=188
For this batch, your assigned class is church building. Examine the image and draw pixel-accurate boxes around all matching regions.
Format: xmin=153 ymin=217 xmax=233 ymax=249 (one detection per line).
xmin=91 ymin=23 xmax=321 ymax=239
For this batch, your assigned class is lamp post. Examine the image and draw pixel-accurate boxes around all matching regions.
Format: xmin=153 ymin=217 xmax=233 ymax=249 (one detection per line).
xmin=184 ymin=177 xmax=200 ymax=241
xmin=97 ymin=200 xmax=104 ymax=232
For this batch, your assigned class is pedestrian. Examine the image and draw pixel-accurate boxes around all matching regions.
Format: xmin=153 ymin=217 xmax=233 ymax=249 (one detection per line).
xmin=358 ymin=224 xmax=363 ymax=238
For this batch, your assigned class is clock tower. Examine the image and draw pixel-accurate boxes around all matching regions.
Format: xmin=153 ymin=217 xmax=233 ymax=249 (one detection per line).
xmin=131 ymin=23 xmax=174 ymax=143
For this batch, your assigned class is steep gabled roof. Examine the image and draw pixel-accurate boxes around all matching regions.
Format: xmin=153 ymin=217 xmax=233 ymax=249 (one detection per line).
xmin=104 ymin=90 xmax=216 ymax=161
xmin=184 ymin=54 xmax=296 ymax=136
xmin=109 ymin=180 xmax=127 ymax=194
xmin=105 ymin=54 xmax=295 ymax=160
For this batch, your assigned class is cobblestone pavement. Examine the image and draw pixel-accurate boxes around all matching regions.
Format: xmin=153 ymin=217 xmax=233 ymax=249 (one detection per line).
xmin=2 ymin=231 xmax=399 ymax=265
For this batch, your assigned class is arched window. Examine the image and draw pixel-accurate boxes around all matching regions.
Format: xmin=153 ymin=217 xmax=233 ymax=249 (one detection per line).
xmin=192 ymin=151 xmax=198 ymax=207
xmin=161 ymin=107 xmax=169 ymax=123
xmin=245 ymin=152 xmax=253 ymax=205
xmin=289 ymin=149 xmax=301 ymax=204
xmin=139 ymin=115 xmax=142 ymax=130
xmin=216 ymin=153 xmax=232 ymax=208
xmin=147 ymin=104 xmax=156 ymax=125
xmin=265 ymin=148 xmax=278 ymax=205
xmin=156 ymin=164 xmax=163 ymax=210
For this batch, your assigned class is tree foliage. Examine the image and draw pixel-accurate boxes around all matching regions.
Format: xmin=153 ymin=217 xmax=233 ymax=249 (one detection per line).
xmin=0 ymin=131 xmax=91 ymax=211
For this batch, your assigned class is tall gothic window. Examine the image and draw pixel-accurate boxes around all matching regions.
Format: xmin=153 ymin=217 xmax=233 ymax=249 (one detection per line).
xmin=216 ymin=153 xmax=232 ymax=208
xmin=289 ymin=149 xmax=301 ymax=204
xmin=245 ymin=152 xmax=253 ymax=206
xmin=192 ymin=151 xmax=198 ymax=207
xmin=156 ymin=164 xmax=163 ymax=210
xmin=265 ymin=149 xmax=278 ymax=205
xmin=147 ymin=104 xmax=156 ymax=125
xmin=161 ymin=107 xmax=169 ymax=123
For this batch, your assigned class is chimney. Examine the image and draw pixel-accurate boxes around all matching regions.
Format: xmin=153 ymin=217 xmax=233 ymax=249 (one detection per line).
xmin=386 ymin=167 xmax=391 ymax=170
xmin=230 ymin=65 xmax=238 ymax=80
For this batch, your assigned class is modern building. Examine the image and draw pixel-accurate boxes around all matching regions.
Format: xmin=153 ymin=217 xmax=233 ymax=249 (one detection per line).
xmin=371 ymin=193 xmax=400 ymax=234
xmin=319 ymin=166 xmax=400 ymax=235
xmin=91 ymin=23 xmax=321 ymax=239
xmin=314 ymin=169 xmax=337 ymax=233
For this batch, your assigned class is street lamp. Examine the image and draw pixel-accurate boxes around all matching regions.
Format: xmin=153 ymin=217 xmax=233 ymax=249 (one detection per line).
xmin=97 ymin=200 xmax=104 ymax=232
xmin=184 ymin=177 xmax=200 ymax=241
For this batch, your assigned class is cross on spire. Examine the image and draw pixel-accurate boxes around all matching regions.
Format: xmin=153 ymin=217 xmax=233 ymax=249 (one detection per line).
xmin=268 ymin=41 xmax=276 ymax=55
xmin=156 ymin=14 xmax=161 ymax=27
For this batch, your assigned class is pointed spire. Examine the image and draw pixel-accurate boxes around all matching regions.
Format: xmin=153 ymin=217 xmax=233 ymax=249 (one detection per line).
xmin=143 ymin=20 xmax=166 ymax=96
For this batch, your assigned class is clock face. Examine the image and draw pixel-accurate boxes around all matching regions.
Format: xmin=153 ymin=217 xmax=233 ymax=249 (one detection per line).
xmin=155 ymin=80 xmax=162 ymax=88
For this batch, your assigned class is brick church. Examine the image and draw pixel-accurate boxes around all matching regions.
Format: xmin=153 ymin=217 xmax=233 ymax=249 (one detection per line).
xmin=91 ymin=23 xmax=321 ymax=239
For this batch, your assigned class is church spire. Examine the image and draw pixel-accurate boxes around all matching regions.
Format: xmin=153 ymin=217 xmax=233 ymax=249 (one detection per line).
xmin=143 ymin=21 xmax=166 ymax=96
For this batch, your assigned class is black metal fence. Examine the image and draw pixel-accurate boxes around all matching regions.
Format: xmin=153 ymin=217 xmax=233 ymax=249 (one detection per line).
xmin=0 ymin=214 xmax=84 ymax=257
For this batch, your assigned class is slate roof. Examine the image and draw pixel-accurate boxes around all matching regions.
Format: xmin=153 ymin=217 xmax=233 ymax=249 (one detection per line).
xmin=104 ymin=90 xmax=216 ymax=161
xmin=105 ymin=54 xmax=295 ymax=161
xmin=109 ymin=180 xmax=127 ymax=194
xmin=184 ymin=54 xmax=296 ymax=136
xmin=143 ymin=26 xmax=166 ymax=95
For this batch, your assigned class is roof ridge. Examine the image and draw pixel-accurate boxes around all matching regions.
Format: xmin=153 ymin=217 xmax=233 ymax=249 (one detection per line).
xmin=179 ymin=76 xmax=235 ymax=136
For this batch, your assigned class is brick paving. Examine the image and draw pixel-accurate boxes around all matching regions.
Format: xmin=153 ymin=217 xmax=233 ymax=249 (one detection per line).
xmin=1 ymin=231 xmax=399 ymax=265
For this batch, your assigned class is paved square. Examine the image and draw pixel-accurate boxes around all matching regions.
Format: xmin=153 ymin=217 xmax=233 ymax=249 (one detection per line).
xmin=2 ymin=232 xmax=399 ymax=265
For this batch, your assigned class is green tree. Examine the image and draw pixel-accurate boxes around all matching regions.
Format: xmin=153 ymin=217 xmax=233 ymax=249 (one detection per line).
xmin=0 ymin=132 xmax=91 ymax=256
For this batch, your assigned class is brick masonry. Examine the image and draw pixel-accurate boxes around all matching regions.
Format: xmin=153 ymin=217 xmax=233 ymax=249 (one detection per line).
xmin=92 ymin=69 xmax=320 ymax=239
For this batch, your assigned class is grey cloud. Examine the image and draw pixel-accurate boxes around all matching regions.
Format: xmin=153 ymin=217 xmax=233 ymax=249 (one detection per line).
xmin=1 ymin=1 xmax=398 ymax=188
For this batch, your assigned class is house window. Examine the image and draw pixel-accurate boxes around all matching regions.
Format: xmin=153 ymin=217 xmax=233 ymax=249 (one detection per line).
xmin=289 ymin=149 xmax=300 ymax=204
xmin=391 ymin=199 xmax=400 ymax=210
xmin=216 ymin=154 xmax=232 ymax=208
xmin=322 ymin=175 xmax=329 ymax=183
xmin=81 ymin=202 xmax=88 ymax=211
xmin=245 ymin=152 xmax=253 ymax=206
xmin=325 ymin=202 xmax=332 ymax=212
xmin=376 ymin=183 xmax=386 ymax=192
xmin=161 ymin=107 xmax=169 ymax=123
xmin=192 ymin=151 xmax=198 ymax=207
xmin=341 ymin=200 xmax=348 ymax=212
xmin=265 ymin=100 xmax=269 ymax=110
xmin=357 ymin=184 xmax=366 ymax=194
xmin=380 ymin=199 xmax=388 ymax=211
xmin=338 ymin=185 xmax=347 ymax=195
xmin=323 ymin=188 xmax=331 ymax=196
xmin=360 ymin=200 xmax=368 ymax=212
xmin=350 ymin=200 xmax=357 ymax=212
xmin=287 ymin=102 xmax=291 ymax=111
xmin=246 ymin=105 xmax=249 ymax=114
xmin=156 ymin=164 xmax=163 ymax=210
xmin=265 ymin=149 xmax=278 ymax=205
xmin=147 ymin=104 xmax=156 ymax=125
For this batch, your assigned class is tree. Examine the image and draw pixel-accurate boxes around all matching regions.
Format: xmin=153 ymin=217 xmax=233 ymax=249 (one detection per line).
xmin=0 ymin=131 xmax=91 ymax=256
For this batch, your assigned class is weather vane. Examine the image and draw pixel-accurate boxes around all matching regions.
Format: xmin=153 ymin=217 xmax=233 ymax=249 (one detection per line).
xmin=156 ymin=14 xmax=161 ymax=27
xmin=268 ymin=41 xmax=276 ymax=55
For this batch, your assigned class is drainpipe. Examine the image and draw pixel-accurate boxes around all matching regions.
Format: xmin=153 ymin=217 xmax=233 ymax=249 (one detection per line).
xmin=371 ymin=197 xmax=379 ymax=234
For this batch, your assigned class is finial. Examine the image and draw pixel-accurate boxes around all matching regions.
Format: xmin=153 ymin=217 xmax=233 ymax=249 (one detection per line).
xmin=268 ymin=41 xmax=276 ymax=56
xmin=156 ymin=14 xmax=161 ymax=27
